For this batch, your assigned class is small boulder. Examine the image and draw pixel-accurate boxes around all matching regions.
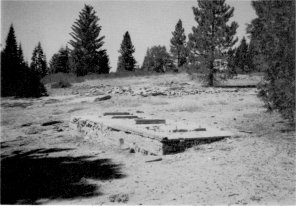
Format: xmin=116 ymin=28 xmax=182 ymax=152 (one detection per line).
xmin=94 ymin=95 xmax=112 ymax=102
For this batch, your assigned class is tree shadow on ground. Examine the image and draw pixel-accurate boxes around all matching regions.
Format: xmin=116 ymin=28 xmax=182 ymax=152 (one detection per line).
xmin=1 ymin=148 xmax=125 ymax=204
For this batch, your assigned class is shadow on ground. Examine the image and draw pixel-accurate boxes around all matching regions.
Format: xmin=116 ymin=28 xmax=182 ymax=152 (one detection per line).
xmin=1 ymin=148 xmax=125 ymax=204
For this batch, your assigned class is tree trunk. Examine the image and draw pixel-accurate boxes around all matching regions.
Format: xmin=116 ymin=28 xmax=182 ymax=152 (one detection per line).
xmin=208 ymin=61 xmax=214 ymax=86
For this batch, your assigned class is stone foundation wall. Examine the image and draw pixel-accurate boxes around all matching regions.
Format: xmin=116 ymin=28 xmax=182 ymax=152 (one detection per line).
xmin=70 ymin=117 xmax=226 ymax=155
xmin=70 ymin=117 xmax=163 ymax=155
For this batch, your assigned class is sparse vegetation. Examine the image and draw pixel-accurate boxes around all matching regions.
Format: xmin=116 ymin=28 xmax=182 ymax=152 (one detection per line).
xmin=51 ymin=80 xmax=72 ymax=89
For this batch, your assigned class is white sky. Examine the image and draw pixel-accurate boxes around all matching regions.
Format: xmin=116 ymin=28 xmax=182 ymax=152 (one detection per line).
xmin=1 ymin=0 xmax=256 ymax=72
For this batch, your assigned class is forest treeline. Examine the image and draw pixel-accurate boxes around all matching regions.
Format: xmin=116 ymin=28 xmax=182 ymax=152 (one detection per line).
xmin=1 ymin=0 xmax=294 ymax=121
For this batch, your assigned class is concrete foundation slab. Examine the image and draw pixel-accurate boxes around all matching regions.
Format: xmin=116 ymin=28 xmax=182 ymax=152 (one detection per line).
xmin=70 ymin=114 xmax=232 ymax=155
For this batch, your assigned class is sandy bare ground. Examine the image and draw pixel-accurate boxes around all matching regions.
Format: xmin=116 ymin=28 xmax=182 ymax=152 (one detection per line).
xmin=1 ymin=73 xmax=295 ymax=204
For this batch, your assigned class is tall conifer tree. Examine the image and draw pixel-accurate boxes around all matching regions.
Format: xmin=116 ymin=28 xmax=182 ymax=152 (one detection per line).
xmin=170 ymin=19 xmax=187 ymax=67
xmin=117 ymin=31 xmax=136 ymax=72
xmin=188 ymin=0 xmax=238 ymax=86
xmin=30 ymin=42 xmax=48 ymax=78
xmin=69 ymin=4 xmax=109 ymax=76
xmin=1 ymin=24 xmax=19 ymax=96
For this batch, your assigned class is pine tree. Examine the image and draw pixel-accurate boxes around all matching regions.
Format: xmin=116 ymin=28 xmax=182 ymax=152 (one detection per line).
xmin=1 ymin=24 xmax=19 ymax=96
xmin=49 ymin=46 xmax=71 ymax=73
xmin=30 ymin=42 xmax=48 ymax=78
xmin=170 ymin=19 xmax=187 ymax=67
xmin=248 ymin=0 xmax=295 ymax=121
xmin=69 ymin=4 xmax=110 ymax=76
xmin=235 ymin=37 xmax=249 ymax=73
xmin=117 ymin=31 xmax=136 ymax=72
xmin=227 ymin=48 xmax=237 ymax=76
xmin=188 ymin=0 xmax=238 ymax=86
xmin=141 ymin=48 xmax=153 ymax=71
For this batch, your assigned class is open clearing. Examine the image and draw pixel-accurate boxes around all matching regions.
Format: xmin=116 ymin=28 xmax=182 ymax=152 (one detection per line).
xmin=1 ymin=73 xmax=295 ymax=204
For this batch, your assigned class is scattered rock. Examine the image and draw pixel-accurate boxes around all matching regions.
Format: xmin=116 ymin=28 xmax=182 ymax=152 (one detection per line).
xmin=1 ymin=102 xmax=33 ymax=108
xmin=129 ymin=148 xmax=135 ymax=153
xmin=109 ymin=193 xmax=129 ymax=203
xmin=53 ymin=126 xmax=63 ymax=132
xmin=145 ymin=157 xmax=162 ymax=163
xmin=151 ymin=91 xmax=166 ymax=96
xmin=21 ymin=122 xmax=33 ymax=127
xmin=41 ymin=120 xmax=63 ymax=126
xmin=239 ymin=130 xmax=253 ymax=134
xmin=94 ymin=95 xmax=112 ymax=101
xmin=25 ymin=126 xmax=46 ymax=134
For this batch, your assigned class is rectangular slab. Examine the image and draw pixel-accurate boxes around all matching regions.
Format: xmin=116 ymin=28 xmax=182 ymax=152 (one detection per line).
xmin=103 ymin=112 xmax=131 ymax=116
xmin=135 ymin=119 xmax=166 ymax=124
xmin=70 ymin=114 xmax=232 ymax=155
xmin=112 ymin=116 xmax=139 ymax=119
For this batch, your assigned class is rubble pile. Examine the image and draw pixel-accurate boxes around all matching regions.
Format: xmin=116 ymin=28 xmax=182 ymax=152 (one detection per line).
xmin=70 ymin=81 xmax=247 ymax=97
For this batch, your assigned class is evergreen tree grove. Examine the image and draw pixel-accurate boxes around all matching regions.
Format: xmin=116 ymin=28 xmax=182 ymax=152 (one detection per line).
xmin=1 ymin=24 xmax=46 ymax=97
xmin=117 ymin=31 xmax=136 ymax=72
xmin=248 ymin=0 xmax=295 ymax=121
xmin=170 ymin=19 xmax=187 ymax=67
xmin=188 ymin=0 xmax=238 ymax=86
xmin=69 ymin=4 xmax=110 ymax=76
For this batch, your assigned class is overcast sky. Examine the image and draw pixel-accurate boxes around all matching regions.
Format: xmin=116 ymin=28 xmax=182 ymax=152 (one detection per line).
xmin=1 ymin=0 xmax=256 ymax=72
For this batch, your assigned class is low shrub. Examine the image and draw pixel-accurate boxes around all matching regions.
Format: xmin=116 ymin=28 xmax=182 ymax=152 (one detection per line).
xmin=42 ymin=72 xmax=84 ymax=85
xmin=51 ymin=80 xmax=72 ymax=88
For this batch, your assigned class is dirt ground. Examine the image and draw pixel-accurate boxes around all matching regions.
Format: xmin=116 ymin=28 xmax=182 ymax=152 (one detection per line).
xmin=1 ymin=73 xmax=295 ymax=205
